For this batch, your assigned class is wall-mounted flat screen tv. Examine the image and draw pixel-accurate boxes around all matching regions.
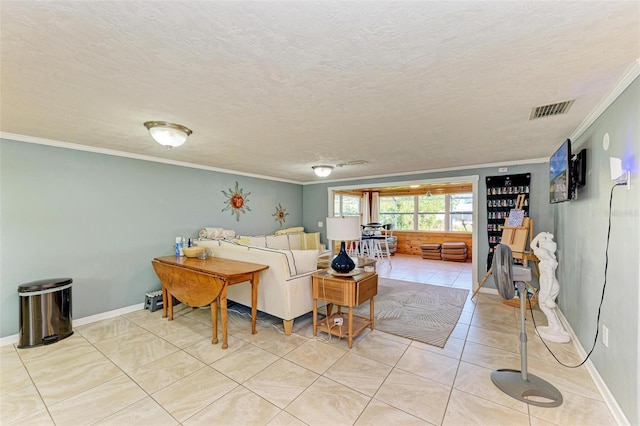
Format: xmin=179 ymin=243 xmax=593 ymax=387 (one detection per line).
xmin=549 ymin=139 xmax=572 ymax=203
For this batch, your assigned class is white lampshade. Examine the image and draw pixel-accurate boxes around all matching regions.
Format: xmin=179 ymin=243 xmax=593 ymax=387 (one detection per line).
xmin=312 ymin=165 xmax=333 ymax=177
xmin=144 ymin=121 xmax=192 ymax=148
xmin=326 ymin=217 xmax=361 ymax=241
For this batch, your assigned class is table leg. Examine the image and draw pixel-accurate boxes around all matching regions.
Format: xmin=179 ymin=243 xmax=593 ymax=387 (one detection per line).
xmin=162 ymin=285 xmax=168 ymax=318
xmin=370 ymin=296 xmax=375 ymax=330
xmin=312 ymin=298 xmax=317 ymax=336
xmin=251 ymin=272 xmax=259 ymax=334
xmin=326 ymin=303 xmax=334 ymax=316
xmin=168 ymin=291 xmax=174 ymax=321
xmin=220 ymin=287 xmax=228 ymax=349
xmin=348 ymin=306 xmax=354 ymax=349
xmin=211 ymin=298 xmax=218 ymax=344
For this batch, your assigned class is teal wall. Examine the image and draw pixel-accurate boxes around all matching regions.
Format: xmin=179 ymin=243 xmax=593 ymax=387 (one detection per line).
xmin=302 ymin=163 xmax=554 ymax=289
xmin=0 ymin=139 xmax=302 ymax=337
xmin=553 ymin=77 xmax=638 ymax=424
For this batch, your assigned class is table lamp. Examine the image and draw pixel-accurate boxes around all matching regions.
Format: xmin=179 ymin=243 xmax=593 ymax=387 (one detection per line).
xmin=326 ymin=217 xmax=361 ymax=273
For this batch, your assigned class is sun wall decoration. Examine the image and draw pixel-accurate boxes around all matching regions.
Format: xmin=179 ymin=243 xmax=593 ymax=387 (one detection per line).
xmin=272 ymin=202 xmax=289 ymax=226
xmin=222 ymin=181 xmax=251 ymax=221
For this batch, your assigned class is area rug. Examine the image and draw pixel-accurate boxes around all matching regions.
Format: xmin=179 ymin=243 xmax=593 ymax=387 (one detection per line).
xmin=352 ymin=278 xmax=469 ymax=348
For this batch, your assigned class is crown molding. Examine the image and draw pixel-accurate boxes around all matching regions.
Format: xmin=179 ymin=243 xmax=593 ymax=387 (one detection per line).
xmin=0 ymin=132 xmax=300 ymax=185
xmin=570 ymin=58 xmax=640 ymax=143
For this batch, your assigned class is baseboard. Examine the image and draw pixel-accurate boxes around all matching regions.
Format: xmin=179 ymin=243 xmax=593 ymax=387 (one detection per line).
xmin=0 ymin=303 xmax=144 ymax=347
xmin=72 ymin=303 xmax=144 ymax=327
xmin=556 ymin=309 xmax=630 ymax=426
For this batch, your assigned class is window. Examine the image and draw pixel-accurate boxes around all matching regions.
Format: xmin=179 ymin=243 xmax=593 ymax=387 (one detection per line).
xmin=334 ymin=194 xmax=360 ymax=217
xmin=449 ymin=193 xmax=473 ymax=232
xmin=418 ymin=194 xmax=445 ymax=231
xmin=380 ymin=193 xmax=473 ymax=232
xmin=379 ymin=196 xmax=414 ymax=230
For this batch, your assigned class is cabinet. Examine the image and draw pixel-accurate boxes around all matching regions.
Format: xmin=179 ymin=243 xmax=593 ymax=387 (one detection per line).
xmin=311 ymin=271 xmax=377 ymax=348
xmin=485 ymin=173 xmax=531 ymax=270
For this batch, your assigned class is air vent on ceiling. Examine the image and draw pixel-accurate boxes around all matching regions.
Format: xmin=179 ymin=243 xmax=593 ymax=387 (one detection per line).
xmin=529 ymin=100 xmax=574 ymax=120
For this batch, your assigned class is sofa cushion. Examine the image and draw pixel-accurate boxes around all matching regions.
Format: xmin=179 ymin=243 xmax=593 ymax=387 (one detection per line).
xmin=291 ymin=249 xmax=320 ymax=274
xmin=266 ymin=234 xmax=290 ymax=250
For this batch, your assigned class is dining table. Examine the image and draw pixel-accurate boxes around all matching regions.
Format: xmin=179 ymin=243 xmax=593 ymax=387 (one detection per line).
xmin=151 ymin=255 xmax=268 ymax=349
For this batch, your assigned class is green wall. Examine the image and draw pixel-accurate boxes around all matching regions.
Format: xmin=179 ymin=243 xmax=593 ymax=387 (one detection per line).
xmin=554 ymin=77 xmax=638 ymax=424
xmin=0 ymin=139 xmax=302 ymax=337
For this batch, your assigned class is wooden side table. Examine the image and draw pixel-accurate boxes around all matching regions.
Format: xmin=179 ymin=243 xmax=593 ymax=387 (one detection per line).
xmin=311 ymin=270 xmax=378 ymax=348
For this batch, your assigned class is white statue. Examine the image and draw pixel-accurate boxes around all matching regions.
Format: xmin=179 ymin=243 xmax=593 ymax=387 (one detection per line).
xmin=531 ymin=232 xmax=571 ymax=343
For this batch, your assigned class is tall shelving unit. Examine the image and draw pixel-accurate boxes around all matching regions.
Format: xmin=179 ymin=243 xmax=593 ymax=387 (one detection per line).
xmin=485 ymin=173 xmax=531 ymax=270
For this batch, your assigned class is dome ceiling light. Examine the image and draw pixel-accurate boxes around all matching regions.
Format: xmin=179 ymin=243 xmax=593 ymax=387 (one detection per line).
xmin=144 ymin=121 xmax=192 ymax=148
xmin=312 ymin=159 xmax=368 ymax=178
xmin=312 ymin=165 xmax=334 ymax=177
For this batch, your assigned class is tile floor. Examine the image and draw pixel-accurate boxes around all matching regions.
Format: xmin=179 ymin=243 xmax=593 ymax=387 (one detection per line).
xmin=1 ymin=255 xmax=616 ymax=425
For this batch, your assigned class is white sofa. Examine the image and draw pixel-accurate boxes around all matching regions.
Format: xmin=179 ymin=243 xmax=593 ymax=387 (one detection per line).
xmin=194 ymin=238 xmax=325 ymax=335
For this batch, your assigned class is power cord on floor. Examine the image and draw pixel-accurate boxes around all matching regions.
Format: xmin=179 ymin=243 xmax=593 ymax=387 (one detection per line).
xmin=529 ymin=182 xmax=623 ymax=368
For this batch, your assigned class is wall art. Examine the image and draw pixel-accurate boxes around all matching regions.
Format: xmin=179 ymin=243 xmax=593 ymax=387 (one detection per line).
xmin=272 ymin=202 xmax=289 ymax=226
xmin=222 ymin=181 xmax=251 ymax=221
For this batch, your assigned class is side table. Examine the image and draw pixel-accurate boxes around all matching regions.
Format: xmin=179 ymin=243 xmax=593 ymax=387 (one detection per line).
xmin=311 ymin=270 xmax=378 ymax=348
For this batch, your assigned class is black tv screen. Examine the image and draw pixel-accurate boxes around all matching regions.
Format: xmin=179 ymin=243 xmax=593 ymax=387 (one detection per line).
xmin=549 ymin=139 xmax=572 ymax=203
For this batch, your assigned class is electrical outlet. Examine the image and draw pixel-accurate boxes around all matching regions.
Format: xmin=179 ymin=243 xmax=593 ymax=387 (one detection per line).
xmin=318 ymin=221 xmax=323 ymax=228
xmin=602 ymin=325 xmax=609 ymax=347
xmin=498 ymin=167 xmax=508 ymax=173
xmin=334 ymin=317 xmax=343 ymax=326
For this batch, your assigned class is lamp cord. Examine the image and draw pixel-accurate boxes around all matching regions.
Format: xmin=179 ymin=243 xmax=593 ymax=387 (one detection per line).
xmin=529 ymin=182 xmax=622 ymax=368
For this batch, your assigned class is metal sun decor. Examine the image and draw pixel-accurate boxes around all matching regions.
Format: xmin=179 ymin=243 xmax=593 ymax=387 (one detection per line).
xmin=222 ymin=181 xmax=251 ymax=221
xmin=272 ymin=202 xmax=289 ymax=226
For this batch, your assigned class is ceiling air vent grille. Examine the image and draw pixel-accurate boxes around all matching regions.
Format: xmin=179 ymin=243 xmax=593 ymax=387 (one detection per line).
xmin=530 ymin=100 xmax=574 ymax=120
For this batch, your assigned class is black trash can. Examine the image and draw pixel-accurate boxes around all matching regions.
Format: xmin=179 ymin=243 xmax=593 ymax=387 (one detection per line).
xmin=18 ymin=278 xmax=73 ymax=348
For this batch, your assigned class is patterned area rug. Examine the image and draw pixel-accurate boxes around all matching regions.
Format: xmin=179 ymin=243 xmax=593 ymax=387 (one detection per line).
xmin=353 ymin=278 xmax=469 ymax=348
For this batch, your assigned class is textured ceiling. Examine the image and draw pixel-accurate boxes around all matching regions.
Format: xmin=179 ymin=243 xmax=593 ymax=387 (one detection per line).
xmin=1 ymin=1 xmax=638 ymax=183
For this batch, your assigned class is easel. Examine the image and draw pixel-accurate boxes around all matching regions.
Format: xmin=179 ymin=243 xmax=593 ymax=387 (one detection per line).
xmin=472 ymin=194 xmax=540 ymax=300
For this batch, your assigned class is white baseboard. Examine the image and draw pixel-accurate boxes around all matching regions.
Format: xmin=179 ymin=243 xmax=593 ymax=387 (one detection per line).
xmin=556 ymin=309 xmax=630 ymax=426
xmin=472 ymin=287 xmax=629 ymax=425
xmin=0 ymin=303 xmax=144 ymax=347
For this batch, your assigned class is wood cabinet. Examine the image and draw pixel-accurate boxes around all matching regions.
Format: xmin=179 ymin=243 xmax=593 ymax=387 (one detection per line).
xmin=393 ymin=231 xmax=472 ymax=260
xmin=311 ymin=271 xmax=377 ymax=348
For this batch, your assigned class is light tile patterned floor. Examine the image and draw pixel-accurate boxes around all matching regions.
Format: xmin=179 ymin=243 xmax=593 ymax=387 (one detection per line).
xmin=1 ymin=255 xmax=616 ymax=425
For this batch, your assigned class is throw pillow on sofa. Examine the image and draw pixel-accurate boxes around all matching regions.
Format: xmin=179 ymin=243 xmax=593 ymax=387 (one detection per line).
xmin=199 ymin=227 xmax=236 ymax=239
xmin=287 ymin=233 xmax=303 ymax=250
xmin=274 ymin=226 xmax=305 ymax=235
xmin=301 ymin=232 xmax=321 ymax=250
xmin=266 ymin=234 xmax=290 ymax=250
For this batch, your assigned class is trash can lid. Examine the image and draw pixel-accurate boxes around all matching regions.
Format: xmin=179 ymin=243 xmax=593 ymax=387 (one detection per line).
xmin=18 ymin=278 xmax=73 ymax=292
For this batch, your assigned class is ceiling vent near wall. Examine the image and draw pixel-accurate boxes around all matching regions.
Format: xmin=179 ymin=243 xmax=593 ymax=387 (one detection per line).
xmin=529 ymin=100 xmax=575 ymax=120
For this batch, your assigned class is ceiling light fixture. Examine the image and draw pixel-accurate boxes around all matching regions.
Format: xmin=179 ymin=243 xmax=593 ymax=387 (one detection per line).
xmin=144 ymin=121 xmax=192 ymax=148
xmin=312 ymin=165 xmax=333 ymax=177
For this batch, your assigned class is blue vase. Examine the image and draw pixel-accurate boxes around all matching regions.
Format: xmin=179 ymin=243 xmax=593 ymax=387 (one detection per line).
xmin=331 ymin=241 xmax=355 ymax=273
